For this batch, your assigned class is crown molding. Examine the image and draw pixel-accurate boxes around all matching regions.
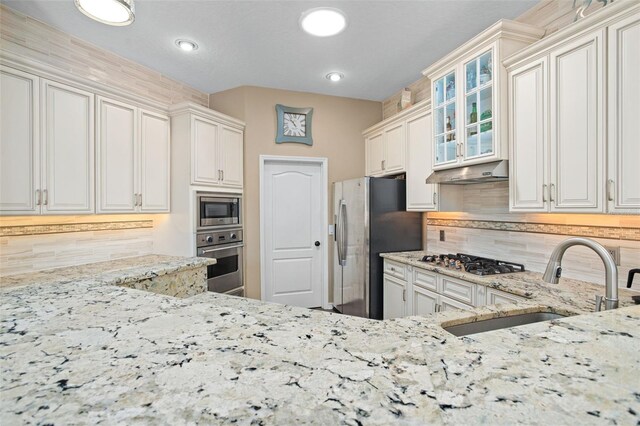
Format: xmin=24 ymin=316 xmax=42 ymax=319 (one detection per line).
xmin=422 ymin=19 xmax=545 ymax=78
xmin=169 ymin=102 xmax=246 ymax=129
xmin=504 ymin=1 xmax=640 ymax=69
xmin=363 ymin=98 xmax=431 ymax=136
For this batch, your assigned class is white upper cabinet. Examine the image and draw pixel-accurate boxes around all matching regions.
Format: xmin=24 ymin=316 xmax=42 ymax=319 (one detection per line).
xmin=424 ymin=21 xmax=545 ymax=171
xmin=607 ymin=12 xmax=640 ymax=213
xmin=218 ymin=125 xmax=243 ymax=189
xmin=549 ymin=30 xmax=604 ymax=213
xmin=139 ymin=109 xmax=170 ymax=212
xmin=507 ymin=2 xmax=638 ymax=214
xmin=406 ymin=108 xmax=438 ymax=211
xmin=509 ymin=57 xmax=548 ymax=212
xmin=169 ymin=102 xmax=245 ymax=192
xmin=383 ymin=121 xmax=406 ymax=174
xmin=0 ymin=67 xmax=39 ymax=215
xmin=41 ymin=80 xmax=95 ymax=214
xmin=97 ymin=97 xmax=137 ymax=213
xmin=365 ymin=132 xmax=385 ymax=176
xmin=192 ymin=116 xmax=220 ymax=186
xmin=97 ymin=97 xmax=170 ymax=213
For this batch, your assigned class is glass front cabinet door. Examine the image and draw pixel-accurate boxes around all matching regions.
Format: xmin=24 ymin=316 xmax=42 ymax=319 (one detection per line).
xmin=433 ymin=70 xmax=458 ymax=167
xmin=464 ymin=49 xmax=494 ymax=160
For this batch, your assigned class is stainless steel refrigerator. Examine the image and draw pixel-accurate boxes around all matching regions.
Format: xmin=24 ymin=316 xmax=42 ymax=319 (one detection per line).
xmin=333 ymin=177 xmax=422 ymax=319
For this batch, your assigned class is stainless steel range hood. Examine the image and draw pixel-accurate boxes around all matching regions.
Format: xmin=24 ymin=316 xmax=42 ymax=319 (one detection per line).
xmin=426 ymin=160 xmax=509 ymax=184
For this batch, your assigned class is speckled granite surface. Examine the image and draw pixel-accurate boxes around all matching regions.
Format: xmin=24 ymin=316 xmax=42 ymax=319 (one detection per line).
xmin=1 ymin=254 xmax=639 ymax=424
xmin=381 ymin=251 xmax=639 ymax=312
xmin=0 ymin=255 xmax=215 ymax=290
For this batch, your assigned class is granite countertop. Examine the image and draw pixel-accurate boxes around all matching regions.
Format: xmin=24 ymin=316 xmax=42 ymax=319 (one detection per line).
xmin=0 ymin=255 xmax=216 ymax=290
xmin=1 ymin=255 xmax=639 ymax=424
xmin=381 ymin=250 xmax=639 ymax=313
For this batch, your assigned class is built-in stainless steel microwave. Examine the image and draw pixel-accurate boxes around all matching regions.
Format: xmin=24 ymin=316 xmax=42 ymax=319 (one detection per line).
xmin=197 ymin=192 xmax=241 ymax=230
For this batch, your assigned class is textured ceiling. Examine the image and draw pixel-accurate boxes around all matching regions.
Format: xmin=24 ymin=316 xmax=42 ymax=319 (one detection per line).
xmin=3 ymin=0 xmax=538 ymax=101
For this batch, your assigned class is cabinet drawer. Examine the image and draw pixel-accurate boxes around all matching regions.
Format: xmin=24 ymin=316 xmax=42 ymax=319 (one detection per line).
xmin=413 ymin=268 xmax=438 ymax=292
xmin=384 ymin=259 xmax=407 ymax=281
xmin=441 ymin=276 xmax=475 ymax=305
xmin=486 ymin=288 xmax=525 ymax=305
xmin=440 ymin=294 xmax=474 ymax=312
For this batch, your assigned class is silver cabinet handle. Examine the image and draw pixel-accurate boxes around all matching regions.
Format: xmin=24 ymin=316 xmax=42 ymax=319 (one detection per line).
xmin=381 ymin=160 xmax=386 ymax=170
xmin=36 ymin=189 xmax=41 ymax=206
xmin=542 ymin=184 xmax=547 ymax=202
xmin=134 ymin=193 xmax=138 ymax=206
xmin=221 ymin=170 xmax=224 ymax=181
xmin=433 ymin=192 xmax=437 ymax=205
xmin=390 ymin=266 xmax=395 ymax=271
xmin=607 ymin=179 xmax=614 ymax=202
xmin=402 ymin=289 xmax=406 ymax=302
xmin=43 ymin=189 xmax=48 ymax=206
xmin=549 ymin=183 xmax=555 ymax=202
xmin=138 ymin=193 xmax=142 ymax=206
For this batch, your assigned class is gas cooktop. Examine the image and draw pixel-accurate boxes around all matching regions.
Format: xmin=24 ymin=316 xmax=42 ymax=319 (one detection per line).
xmin=420 ymin=253 xmax=525 ymax=276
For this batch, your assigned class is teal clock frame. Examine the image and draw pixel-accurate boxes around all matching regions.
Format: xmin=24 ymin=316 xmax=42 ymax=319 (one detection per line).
xmin=275 ymin=104 xmax=313 ymax=146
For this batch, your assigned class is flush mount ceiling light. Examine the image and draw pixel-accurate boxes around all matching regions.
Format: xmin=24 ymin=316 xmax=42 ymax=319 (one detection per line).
xmin=176 ymin=39 xmax=198 ymax=52
xmin=326 ymin=72 xmax=344 ymax=82
xmin=300 ymin=8 xmax=347 ymax=37
xmin=74 ymin=0 xmax=135 ymax=26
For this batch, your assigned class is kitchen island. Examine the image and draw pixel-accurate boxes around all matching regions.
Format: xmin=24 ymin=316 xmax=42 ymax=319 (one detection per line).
xmin=1 ymin=255 xmax=639 ymax=425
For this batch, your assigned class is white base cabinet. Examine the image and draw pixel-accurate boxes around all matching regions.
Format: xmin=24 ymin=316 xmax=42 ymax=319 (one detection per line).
xmin=383 ymin=259 xmax=525 ymax=319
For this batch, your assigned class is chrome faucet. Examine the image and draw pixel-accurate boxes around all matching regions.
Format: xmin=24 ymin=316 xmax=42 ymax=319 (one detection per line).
xmin=542 ymin=237 xmax=619 ymax=311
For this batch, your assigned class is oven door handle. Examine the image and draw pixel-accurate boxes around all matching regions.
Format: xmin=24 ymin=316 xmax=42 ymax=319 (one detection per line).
xmin=199 ymin=244 xmax=244 ymax=254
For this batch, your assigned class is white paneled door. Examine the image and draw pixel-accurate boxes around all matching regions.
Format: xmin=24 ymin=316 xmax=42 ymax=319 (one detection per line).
xmin=41 ymin=80 xmax=94 ymax=214
xmin=262 ymin=158 xmax=326 ymax=308
xmin=0 ymin=67 xmax=39 ymax=214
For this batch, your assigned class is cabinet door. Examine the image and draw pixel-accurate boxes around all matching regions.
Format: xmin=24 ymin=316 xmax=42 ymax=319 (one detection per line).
xmin=509 ymin=57 xmax=548 ymax=212
xmin=366 ymin=132 xmax=384 ymax=176
xmin=406 ymin=112 xmax=438 ymax=211
xmin=97 ymin=97 xmax=137 ymax=213
xmin=412 ymin=286 xmax=438 ymax=316
xmin=41 ymin=80 xmax=94 ymax=214
xmin=383 ymin=275 xmax=406 ymax=319
xmin=439 ymin=294 xmax=474 ymax=312
xmin=486 ymin=288 xmax=524 ymax=305
xmin=219 ymin=126 xmax=243 ymax=189
xmin=192 ymin=116 xmax=220 ymax=185
xmin=607 ymin=13 xmax=640 ymax=213
xmin=383 ymin=121 xmax=405 ymax=174
xmin=433 ymin=71 xmax=459 ymax=168
xmin=0 ymin=67 xmax=40 ymax=214
xmin=549 ymin=30 xmax=605 ymax=212
xmin=140 ymin=109 xmax=170 ymax=212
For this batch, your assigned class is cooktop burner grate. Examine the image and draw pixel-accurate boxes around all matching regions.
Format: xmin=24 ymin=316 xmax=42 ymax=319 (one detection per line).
xmin=420 ymin=253 xmax=525 ymax=276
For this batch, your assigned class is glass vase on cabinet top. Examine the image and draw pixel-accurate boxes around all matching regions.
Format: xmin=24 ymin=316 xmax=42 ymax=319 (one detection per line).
xmin=433 ymin=71 xmax=457 ymax=166
xmin=464 ymin=50 xmax=494 ymax=159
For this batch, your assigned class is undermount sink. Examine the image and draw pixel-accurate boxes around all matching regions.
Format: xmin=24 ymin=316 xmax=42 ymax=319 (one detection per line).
xmin=443 ymin=312 xmax=568 ymax=337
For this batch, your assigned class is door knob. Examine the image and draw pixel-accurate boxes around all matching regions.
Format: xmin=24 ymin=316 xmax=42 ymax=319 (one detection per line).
xmin=315 ymin=241 xmax=320 ymax=247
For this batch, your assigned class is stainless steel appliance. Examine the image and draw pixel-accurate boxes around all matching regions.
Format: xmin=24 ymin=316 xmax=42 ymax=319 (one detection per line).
xmin=420 ymin=253 xmax=525 ymax=276
xmin=333 ymin=177 xmax=422 ymax=320
xmin=196 ymin=228 xmax=244 ymax=296
xmin=197 ymin=192 xmax=241 ymax=230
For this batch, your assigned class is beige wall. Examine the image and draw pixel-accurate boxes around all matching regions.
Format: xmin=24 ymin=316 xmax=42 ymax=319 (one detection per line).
xmin=210 ymin=86 xmax=381 ymax=300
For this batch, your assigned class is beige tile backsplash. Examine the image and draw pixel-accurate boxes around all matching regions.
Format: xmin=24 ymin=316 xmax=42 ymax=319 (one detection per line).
xmin=0 ymin=227 xmax=154 ymax=277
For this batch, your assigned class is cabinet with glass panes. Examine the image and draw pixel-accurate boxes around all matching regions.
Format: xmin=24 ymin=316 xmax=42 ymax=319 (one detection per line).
xmin=423 ymin=20 xmax=545 ymax=171
xmin=433 ymin=71 xmax=458 ymax=166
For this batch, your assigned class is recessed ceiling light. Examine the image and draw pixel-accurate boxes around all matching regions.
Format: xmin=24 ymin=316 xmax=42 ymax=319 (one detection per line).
xmin=74 ymin=0 xmax=135 ymax=26
xmin=326 ymin=72 xmax=344 ymax=82
xmin=176 ymin=39 xmax=198 ymax=52
xmin=300 ymin=8 xmax=347 ymax=37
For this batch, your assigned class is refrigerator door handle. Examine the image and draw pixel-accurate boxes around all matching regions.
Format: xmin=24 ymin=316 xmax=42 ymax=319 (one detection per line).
xmin=339 ymin=200 xmax=347 ymax=266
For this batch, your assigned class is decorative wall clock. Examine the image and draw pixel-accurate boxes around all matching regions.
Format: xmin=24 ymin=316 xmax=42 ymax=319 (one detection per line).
xmin=275 ymin=104 xmax=313 ymax=145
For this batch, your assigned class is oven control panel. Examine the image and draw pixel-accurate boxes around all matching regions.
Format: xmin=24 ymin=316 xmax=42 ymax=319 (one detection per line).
xmin=196 ymin=229 xmax=243 ymax=248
